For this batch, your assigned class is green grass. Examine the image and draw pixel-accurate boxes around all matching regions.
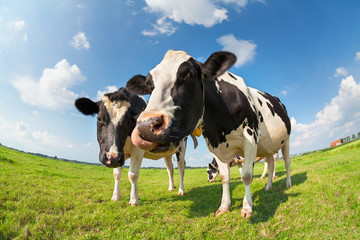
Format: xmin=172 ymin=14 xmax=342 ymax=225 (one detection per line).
xmin=1 ymin=140 xmax=359 ymax=239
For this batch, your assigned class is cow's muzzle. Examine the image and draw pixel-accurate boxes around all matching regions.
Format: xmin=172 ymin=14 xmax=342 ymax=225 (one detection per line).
xmin=131 ymin=114 xmax=180 ymax=154
xmin=102 ymin=152 xmax=125 ymax=168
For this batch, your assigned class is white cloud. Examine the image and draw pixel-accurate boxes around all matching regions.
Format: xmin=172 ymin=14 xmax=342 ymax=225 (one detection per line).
xmin=143 ymin=0 xmax=228 ymax=36
xmin=142 ymin=0 xmax=265 ymax=36
xmin=281 ymin=90 xmax=288 ymax=96
xmin=0 ymin=18 xmax=27 ymax=46
xmin=12 ymin=59 xmax=86 ymax=110
xmin=355 ymin=52 xmax=360 ymax=61
xmin=334 ymin=67 xmax=348 ymax=77
xmin=33 ymin=131 xmax=73 ymax=149
xmin=291 ymin=75 xmax=360 ymax=151
xmin=95 ymin=85 xmax=118 ymax=101
xmin=71 ymin=32 xmax=90 ymax=50
xmin=0 ymin=117 xmax=73 ymax=151
xmin=16 ymin=121 xmax=31 ymax=137
xmin=11 ymin=20 xmax=25 ymax=30
xmin=142 ymin=17 xmax=177 ymax=36
xmin=217 ymin=34 xmax=257 ymax=67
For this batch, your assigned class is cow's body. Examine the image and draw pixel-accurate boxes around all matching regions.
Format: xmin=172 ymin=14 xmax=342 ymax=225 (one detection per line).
xmin=207 ymin=155 xmax=275 ymax=187
xmin=75 ymin=84 xmax=186 ymax=206
xmin=128 ymin=50 xmax=292 ymax=217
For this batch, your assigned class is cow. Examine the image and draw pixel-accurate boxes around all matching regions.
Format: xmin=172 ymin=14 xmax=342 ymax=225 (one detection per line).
xmin=207 ymin=155 xmax=274 ymax=184
xmin=127 ymin=50 xmax=292 ymax=218
xmin=74 ymin=82 xmax=186 ymax=206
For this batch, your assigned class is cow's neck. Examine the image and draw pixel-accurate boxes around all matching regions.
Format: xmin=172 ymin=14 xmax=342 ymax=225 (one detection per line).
xmin=200 ymin=77 xmax=258 ymax=149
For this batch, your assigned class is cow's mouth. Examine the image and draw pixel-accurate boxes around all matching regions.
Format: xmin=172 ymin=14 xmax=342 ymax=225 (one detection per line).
xmin=131 ymin=127 xmax=177 ymax=154
xmin=149 ymin=142 xmax=177 ymax=154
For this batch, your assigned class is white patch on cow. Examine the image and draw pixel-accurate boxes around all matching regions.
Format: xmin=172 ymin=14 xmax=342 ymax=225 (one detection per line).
xmin=102 ymin=96 xmax=131 ymax=126
xmin=109 ymin=144 xmax=118 ymax=154
xmin=145 ymin=50 xmax=192 ymax=127
xmin=215 ymin=81 xmax=222 ymax=93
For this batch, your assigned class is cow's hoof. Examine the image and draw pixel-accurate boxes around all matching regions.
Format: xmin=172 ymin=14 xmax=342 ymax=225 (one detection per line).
xmin=260 ymin=176 xmax=266 ymax=179
xmin=111 ymin=194 xmax=120 ymax=202
xmin=241 ymin=209 xmax=253 ymax=218
xmin=111 ymin=196 xmax=120 ymax=201
xmin=178 ymin=191 xmax=184 ymax=196
xmin=129 ymin=202 xmax=138 ymax=206
xmin=214 ymin=209 xmax=229 ymax=217
xmin=287 ymin=182 xmax=292 ymax=188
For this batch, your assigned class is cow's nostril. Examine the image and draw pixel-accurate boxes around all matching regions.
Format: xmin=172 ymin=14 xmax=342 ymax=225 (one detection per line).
xmin=152 ymin=115 xmax=164 ymax=131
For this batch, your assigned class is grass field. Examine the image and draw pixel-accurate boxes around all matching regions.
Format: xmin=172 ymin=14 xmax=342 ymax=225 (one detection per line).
xmin=1 ymin=140 xmax=359 ymax=239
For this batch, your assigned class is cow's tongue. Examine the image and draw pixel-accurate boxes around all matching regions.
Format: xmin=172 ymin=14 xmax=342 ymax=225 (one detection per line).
xmin=131 ymin=127 xmax=159 ymax=151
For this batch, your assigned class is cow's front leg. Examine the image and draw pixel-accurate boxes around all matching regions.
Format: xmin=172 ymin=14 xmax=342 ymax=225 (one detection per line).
xmin=241 ymin=142 xmax=257 ymax=218
xmin=176 ymin=139 xmax=186 ymax=195
xmin=214 ymin=158 xmax=231 ymax=217
xmin=164 ymin=155 xmax=175 ymax=192
xmin=128 ymin=151 xmax=143 ymax=206
xmin=111 ymin=167 xmax=122 ymax=201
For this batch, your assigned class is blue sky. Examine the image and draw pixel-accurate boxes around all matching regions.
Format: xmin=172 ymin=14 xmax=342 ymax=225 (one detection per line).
xmin=1 ymin=0 xmax=360 ymax=167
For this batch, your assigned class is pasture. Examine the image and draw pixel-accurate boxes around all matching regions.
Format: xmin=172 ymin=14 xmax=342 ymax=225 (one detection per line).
xmin=1 ymin=140 xmax=359 ymax=239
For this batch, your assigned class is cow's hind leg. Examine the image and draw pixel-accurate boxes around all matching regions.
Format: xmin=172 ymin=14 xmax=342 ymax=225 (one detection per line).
xmin=111 ymin=167 xmax=122 ymax=201
xmin=265 ymin=155 xmax=275 ymax=191
xmin=260 ymin=161 xmax=268 ymax=179
xmin=164 ymin=155 xmax=175 ymax=191
xmin=282 ymin=139 xmax=292 ymax=188
xmin=237 ymin=163 xmax=243 ymax=181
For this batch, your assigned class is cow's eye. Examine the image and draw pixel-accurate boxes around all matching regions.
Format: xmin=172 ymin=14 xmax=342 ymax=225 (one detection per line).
xmin=186 ymin=71 xmax=194 ymax=79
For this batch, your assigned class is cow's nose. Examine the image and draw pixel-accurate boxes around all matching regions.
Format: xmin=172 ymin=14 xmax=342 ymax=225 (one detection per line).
xmin=105 ymin=152 xmax=119 ymax=165
xmin=137 ymin=114 xmax=167 ymax=140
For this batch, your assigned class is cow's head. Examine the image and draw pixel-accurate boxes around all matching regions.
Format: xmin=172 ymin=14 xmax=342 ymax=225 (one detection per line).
xmin=127 ymin=50 xmax=236 ymax=154
xmin=207 ymin=158 xmax=219 ymax=183
xmin=75 ymin=85 xmax=146 ymax=167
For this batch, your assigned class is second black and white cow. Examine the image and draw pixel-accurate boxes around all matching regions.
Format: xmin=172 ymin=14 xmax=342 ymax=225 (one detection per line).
xmin=207 ymin=154 xmax=282 ymax=192
xmin=128 ymin=50 xmax=292 ymax=217
xmin=207 ymin=155 xmax=272 ymax=182
xmin=75 ymin=82 xmax=186 ymax=206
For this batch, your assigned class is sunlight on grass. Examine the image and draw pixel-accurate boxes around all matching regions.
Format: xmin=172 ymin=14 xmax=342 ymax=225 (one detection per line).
xmin=1 ymin=140 xmax=359 ymax=239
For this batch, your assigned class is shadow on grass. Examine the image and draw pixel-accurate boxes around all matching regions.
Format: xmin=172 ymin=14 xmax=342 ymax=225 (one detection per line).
xmin=169 ymin=172 xmax=307 ymax=220
xmin=249 ymin=172 xmax=308 ymax=223
xmin=170 ymin=180 xmax=242 ymax=218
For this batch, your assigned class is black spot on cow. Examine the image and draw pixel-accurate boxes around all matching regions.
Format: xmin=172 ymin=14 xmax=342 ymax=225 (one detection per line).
xmin=228 ymin=72 xmax=237 ymax=80
xmin=267 ymin=102 xmax=275 ymax=116
xmin=176 ymin=147 xmax=181 ymax=161
xmin=202 ymin=79 xmax=259 ymax=148
xmin=281 ymin=140 xmax=284 ymax=144
xmin=258 ymin=98 xmax=263 ymax=106
xmin=258 ymin=91 xmax=291 ymax=135
xmin=226 ymin=143 xmax=229 ymax=148
xmin=247 ymin=129 xmax=253 ymax=136
xmin=259 ymin=112 xmax=264 ymax=122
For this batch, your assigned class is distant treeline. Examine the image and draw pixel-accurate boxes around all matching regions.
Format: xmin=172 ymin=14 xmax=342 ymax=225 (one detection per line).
xmin=0 ymin=143 xmax=207 ymax=169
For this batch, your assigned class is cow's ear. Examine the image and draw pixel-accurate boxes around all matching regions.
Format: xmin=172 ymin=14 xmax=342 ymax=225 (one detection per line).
xmin=126 ymin=74 xmax=154 ymax=95
xmin=75 ymin=98 xmax=99 ymax=115
xmin=202 ymin=51 xmax=237 ymax=79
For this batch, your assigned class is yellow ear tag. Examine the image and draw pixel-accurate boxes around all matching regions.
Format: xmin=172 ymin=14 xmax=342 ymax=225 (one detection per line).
xmin=192 ymin=128 xmax=202 ymax=137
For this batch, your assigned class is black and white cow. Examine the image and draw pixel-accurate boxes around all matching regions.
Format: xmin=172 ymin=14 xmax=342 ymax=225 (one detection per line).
xmin=207 ymin=155 xmax=275 ymax=186
xmin=127 ymin=50 xmax=292 ymax=217
xmin=74 ymin=82 xmax=186 ymax=206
